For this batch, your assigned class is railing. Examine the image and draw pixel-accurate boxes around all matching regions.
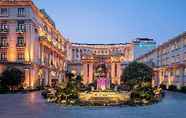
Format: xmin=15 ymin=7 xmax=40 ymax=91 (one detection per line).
xmin=16 ymin=28 xmax=26 ymax=33
xmin=0 ymin=43 xmax=9 ymax=48
xmin=16 ymin=43 xmax=26 ymax=47
xmin=0 ymin=59 xmax=8 ymax=63
xmin=0 ymin=29 xmax=9 ymax=33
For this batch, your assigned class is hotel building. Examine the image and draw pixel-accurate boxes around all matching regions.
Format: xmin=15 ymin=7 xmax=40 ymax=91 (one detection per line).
xmin=133 ymin=38 xmax=156 ymax=59
xmin=0 ymin=0 xmax=157 ymax=89
xmin=69 ymin=43 xmax=134 ymax=85
xmin=137 ymin=32 xmax=186 ymax=89
xmin=0 ymin=0 xmax=67 ymax=89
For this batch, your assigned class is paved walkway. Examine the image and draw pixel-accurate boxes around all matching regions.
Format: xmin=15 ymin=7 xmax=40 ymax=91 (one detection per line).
xmin=0 ymin=91 xmax=186 ymax=118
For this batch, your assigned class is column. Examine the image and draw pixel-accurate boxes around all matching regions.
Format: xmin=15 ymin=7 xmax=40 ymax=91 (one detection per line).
xmin=178 ymin=67 xmax=184 ymax=89
xmin=83 ymin=63 xmax=88 ymax=84
xmin=117 ymin=63 xmax=121 ymax=84
xmin=45 ymin=69 xmax=49 ymax=86
xmin=89 ymin=63 xmax=93 ymax=84
xmin=8 ymin=21 xmax=17 ymax=62
xmin=24 ymin=69 xmax=30 ymax=89
xmin=30 ymin=67 xmax=38 ymax=89
xmin=167 ymin=69 xmax=171 ymax=89
xmin=111 ymin=63 xmax=115 ymax=84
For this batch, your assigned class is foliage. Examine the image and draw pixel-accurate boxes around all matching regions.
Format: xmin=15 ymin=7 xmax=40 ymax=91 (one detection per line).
xmin=0 ymin=67 xmax=24 ymax=91
xmin=180 ymin=86 xmax=186 ymax=93
xmin=121 ymin=61 xmax=162 ymax=105
xmin=45 ymin=72 xmax=83 ymax=105
xmin=160 ymin=84 xmax=167 ymax=90
xmin=168 ymin=85 xmax=177 ymax=91
xmin=122 ymin=61 xmax=153 ymax=89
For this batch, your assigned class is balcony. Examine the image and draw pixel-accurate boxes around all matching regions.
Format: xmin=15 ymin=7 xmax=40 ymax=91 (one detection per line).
xmin=16 ymin=59 xmax=25 ymax=63
xmin=16 ymin=43 xmax=26 ymax=48
xmin=16 ymin=28 xmax=26 ymax=33
xmin=0 ymin=28 xmax=9 ymax=33
xmin=0 ymin=43 xmax=8 ymax=48
xmin=39 ymin=36 xmax=47 ymax=41
xmin=17 ymin=14 xmax=26 ymax=17
xmin=0 ymin=59 xmax=8 ymax=63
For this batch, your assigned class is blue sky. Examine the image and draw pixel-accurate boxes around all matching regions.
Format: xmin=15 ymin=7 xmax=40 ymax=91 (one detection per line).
xmin=33 ymin=0 xmax=186 ymax=44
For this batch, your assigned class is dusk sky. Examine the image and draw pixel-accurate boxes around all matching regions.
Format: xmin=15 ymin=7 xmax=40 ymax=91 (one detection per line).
xmin=33 ymin=0 xmax=186 ymax=45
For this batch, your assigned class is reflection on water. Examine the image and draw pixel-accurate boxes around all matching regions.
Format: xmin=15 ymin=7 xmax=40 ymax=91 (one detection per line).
xmin=0 ymin=91 xmax=186 ymax=118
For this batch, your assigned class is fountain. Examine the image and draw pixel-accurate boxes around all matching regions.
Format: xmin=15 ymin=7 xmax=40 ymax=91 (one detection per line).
xmin=79 ymin=63 xmax=130 ymax=105
xmin=97 ymin=77 xmax=110 ymax=91
xmin=95 ymin=63 xmax=110 ymax=90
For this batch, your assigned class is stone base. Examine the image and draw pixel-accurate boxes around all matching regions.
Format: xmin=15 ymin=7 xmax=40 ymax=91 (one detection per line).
xmin=79 ymin=91 xmax=131 ymax=105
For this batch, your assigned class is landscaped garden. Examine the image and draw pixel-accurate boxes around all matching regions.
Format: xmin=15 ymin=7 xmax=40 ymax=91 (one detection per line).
xmin=42 ymin=61 xmax=164 ymax=106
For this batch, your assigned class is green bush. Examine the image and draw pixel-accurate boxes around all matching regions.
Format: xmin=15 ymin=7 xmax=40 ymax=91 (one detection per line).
xmin=160 ymin=84 xmax=166 ymax=90
xmin=122 ymin=61 xmax=153 ymax=90
xmin=168 ymin=85 xmax=177 ymax=91
xmin=180 ymin=86 xmax=186 ymax=93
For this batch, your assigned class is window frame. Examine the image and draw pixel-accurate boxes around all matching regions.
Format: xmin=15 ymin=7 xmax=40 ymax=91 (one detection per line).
xmin=0 ymin=8 xmax=8 ymax=17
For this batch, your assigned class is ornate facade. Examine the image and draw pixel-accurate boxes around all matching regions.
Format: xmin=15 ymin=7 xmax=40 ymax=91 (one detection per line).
xmin=69 ymin=43 xmax=134 ymax=85
xmin=0 ymin=0 xmax=157 ymax=89
xmin=0 ymin=0 xmax=67 ymax=89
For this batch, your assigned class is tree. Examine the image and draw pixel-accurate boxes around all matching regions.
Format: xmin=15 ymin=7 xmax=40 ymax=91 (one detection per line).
xmin=0 ymin=67 xmax=24 ymax=91
xmin=122 ymin=61 xmax=153 ymax=90
xmin=55 ymin=71 xmax=80 ymax=104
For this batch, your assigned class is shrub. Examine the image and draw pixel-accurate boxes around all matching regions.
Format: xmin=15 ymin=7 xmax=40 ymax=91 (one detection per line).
xmin=160 ymin=84 xmax=166 ymax=90
xmin=168 ymin=85 xmax=177 ymax=91
xmin=122 ymin=61 xmax=153 ymax=90
xmin=180 ymin=86 xmax=186 ymax=93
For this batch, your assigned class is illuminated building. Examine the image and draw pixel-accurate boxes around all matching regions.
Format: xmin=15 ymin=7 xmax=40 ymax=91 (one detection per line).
xmin=69 ymin=43 xmax=134 ymax=86
xmin=137 ymin=32 xmax=186 ymax=89
xmin=0 ymin=0 xmax=157 ymax=89
xmin=0 ymin=0 xmax=67 ymax=89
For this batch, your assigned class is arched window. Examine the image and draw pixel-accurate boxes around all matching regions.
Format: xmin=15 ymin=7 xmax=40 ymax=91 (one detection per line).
xmin=17 ymin=36 xmax=25 ymax=47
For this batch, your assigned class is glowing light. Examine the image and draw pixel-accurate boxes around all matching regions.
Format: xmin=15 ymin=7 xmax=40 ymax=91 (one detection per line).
xmin=48 ymin=35 xmax=52 ymax=42
xmin=50 ymin=71 xmax=56 ymax=76
xmin=30 ymin=70 xmax=36 ymax=88
xmin=8 ymin=47 xmax=17 ymax=62
xmin=71 ymin=70 xmax=77 ymax=75
xmin=25 ymin=48 xmax=30 ymax=62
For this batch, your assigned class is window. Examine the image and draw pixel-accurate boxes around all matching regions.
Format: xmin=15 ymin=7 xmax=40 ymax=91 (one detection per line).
xmin=0 ymin=8 xmax=8 ymax=16
xmin=0 ymin=36 xmax=8 ymax=47
xmin=184 ymin=68 xmax=186 ymax=76
xmin=16 ymin=20 xmax=26 ymax=32
xmin=170 ymin=71 xmax=174 ymax=76
xmin=176 ymin=70 xmax=180 ymax=77
xmin=44 ymin=25 xmax=48 ymax=32
xmin=0 ymin=52 xmax=7 ymax=61
xmin=76 ymin=48 xmax=79 ymax=52
xmin=101 ymin=50 xmax=104 ymax=54
xmin=17 ymin=52 xmax=24 ymax=61
xmin=17 ymin=8 xmax=25 ymax=17
xmin=17 ymin=36 xmax=25 ymax=47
